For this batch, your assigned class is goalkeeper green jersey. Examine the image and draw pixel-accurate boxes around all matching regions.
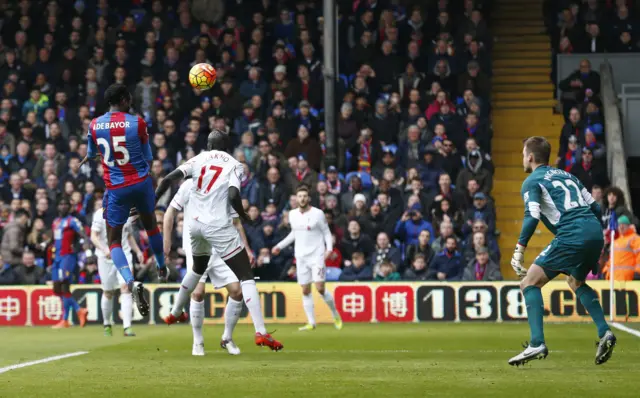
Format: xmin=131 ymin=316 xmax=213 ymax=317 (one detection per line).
xmin=518 ymin=165 xmax=602 ymax=246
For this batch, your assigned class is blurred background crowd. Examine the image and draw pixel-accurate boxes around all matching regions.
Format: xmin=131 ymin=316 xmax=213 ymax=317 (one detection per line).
xmin=0 ymin=0 xmax=637 ymax=286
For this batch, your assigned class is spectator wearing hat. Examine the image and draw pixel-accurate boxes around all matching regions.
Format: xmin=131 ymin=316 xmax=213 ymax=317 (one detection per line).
xmin=603 ymin=215 xmax=640 ymax=281
xmin=570 ymin=146 xmax=609 ymax=192
xmin=292 ymin=100 xmax=320 ymax=138
xmin=271 ymin=65 xmax=291 ymax=96
xmin=259 ymin=167 xmax=288 ymax=212
xmin=583 ymin=128 xmax=606 ymax=160
xmin=372 ymin=147 xmax=403 ymax=184
xmin=427 ymin=236 xmax=464 ymax=281
xmin=285 ymin=153 xmax=318 ymax=192
xmin=284 ymin=125 xmax=322 ymax=171
xmin=456 ymin=150 xmax=493 ymax=195
xmin=462 ymin=192 xmax=496 ymax=236
xmin=395 ymin=202 xmax=435 ymax=247
xmin=558 ymin=134 xmax=580 ymax=172
xmin=418 ymin=147 xmax=443 ymax=195
xmin=462 ymin=246 xmax=502 ymax=281
xmin=324 ymin=166 xmax=344 ymax=196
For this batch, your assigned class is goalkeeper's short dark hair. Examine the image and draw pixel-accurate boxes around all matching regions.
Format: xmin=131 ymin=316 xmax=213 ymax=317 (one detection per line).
xmin=104 ymin=83 xmax=131 ymax=106
xmin=523 ymin=136 xmax=551 ymax=165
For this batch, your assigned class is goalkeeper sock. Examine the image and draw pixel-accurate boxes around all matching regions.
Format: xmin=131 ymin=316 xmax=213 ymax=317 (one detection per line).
xmin=302 ymin=294 xmax=316 ymax=326
xmin=321 ymin=291 xmax=339 ymax=319
xmin=171 ymin=271 xmax=201 ymax=317
xmin=121 ymin=292 xmax=133 ymax=329
xmin=240 ymin=280 xmax=267 ymax=335
xmin=101 ymin=294 xmax=113 ymax=326
xmin=190 ymin=299 xmax=204 ymax=345
xmin=523 ymin=286 xmax=545 ymax=347
xmin=576 ymin=284 xmax=610 ymax=338
xmin=222 ymin=297 xmax=243 ymax=341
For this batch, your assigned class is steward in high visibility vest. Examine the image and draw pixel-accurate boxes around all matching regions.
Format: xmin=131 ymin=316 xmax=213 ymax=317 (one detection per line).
xmin=603 ymin=215 xmax=640 ymax=281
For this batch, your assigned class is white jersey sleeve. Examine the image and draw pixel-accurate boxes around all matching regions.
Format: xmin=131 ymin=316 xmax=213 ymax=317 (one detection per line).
xmin=177 ymin=152 xmax=205 ymax=178
xmin=170 ymin=179 xmax=193 ymax=211
xmin=92 ymin=209 xmax=108 ymax=258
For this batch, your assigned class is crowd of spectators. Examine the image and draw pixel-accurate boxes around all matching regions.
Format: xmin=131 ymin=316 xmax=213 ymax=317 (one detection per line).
xmin=549 ymin=0 xmax=639 ymax=279
xmin=0 ymin=0 xmax=504 ymax=286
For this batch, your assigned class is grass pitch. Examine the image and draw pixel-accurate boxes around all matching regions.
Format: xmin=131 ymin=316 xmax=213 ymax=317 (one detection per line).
xmin=1 ymin=323 xmax=639 ymax=397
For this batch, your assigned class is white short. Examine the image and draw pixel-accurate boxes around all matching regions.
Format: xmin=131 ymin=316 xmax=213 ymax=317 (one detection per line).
xmin=296 ymin=255 xmax=326 ymax=285
xmin=98 ymin=253 xmax=133 ymax=291
xmin=190 ymin=220 xmax=245 ymax=259
xmin=186 ymin=247 xmax=239 ymax=288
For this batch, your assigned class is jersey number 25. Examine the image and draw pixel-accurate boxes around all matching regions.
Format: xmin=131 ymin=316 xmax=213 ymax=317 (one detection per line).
xmin=97 ymin=136 xmax=130 ymax=166
xmin=196 ymin=165 xmax=223 ymax=194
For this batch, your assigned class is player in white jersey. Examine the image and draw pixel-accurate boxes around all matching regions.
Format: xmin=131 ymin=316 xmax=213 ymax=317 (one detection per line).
xmin=164 ymin=178 xmax=250 ymax=356
xmin=272 ymin=185 xmax=343 ymax=330
xmin=155 ymin=130 xmax=283 ymax=351
xmin=91 ymin=206 xmax=144 ymax=337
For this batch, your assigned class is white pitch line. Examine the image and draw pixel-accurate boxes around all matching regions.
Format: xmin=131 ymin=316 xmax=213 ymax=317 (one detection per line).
xmin=0 ymin=351 xmax=89 ymax=375
xmin=612 ymin=322 xmax=640 ymax=338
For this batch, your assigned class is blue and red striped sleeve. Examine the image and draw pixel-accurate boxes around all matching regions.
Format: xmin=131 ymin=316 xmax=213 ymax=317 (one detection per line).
xmin=87 ymin=118 xmax=98 ymax=158
xmin=137 ymin=116 xmax=152 ymax=162
xmin=70 ymin=217 xmax=83 ymax=233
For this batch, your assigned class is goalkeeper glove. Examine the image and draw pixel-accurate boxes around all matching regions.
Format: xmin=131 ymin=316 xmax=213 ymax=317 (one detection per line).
xmin=510 ymin=243 xmax=528 ymax=279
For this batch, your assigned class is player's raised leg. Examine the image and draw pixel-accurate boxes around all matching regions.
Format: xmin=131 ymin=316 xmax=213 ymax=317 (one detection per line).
xmin=566 ymin=275 xmax=616 ymax=365
xmin=508 ymin=264 xmax=550 ymax=366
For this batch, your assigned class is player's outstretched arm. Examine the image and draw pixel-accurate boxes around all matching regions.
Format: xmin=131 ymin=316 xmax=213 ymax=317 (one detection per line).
xmin=155 ymin=169 xmax=186 ymax=201
xmin=273 ymin=231 xmax=295 ymax=255
xmin=512 ymin=182 xmax=543 ymax=278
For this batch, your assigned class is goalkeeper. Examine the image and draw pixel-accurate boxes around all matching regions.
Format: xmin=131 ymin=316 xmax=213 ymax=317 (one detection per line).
xmin=508 ymin=137 xmax=616 ymax=367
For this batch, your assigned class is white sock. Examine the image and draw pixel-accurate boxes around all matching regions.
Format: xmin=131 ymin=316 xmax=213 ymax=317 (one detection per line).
xmin=240 ymin=280 xmax=266 ymax=334
xmin=172 ymin=271 xmax=202 ymax=317
xmin=222 ymin=297 xmax=243 ymax=341
xmin=302 ymin=294 xmax=316 ymax=326
xmin=121 ymin=292 xmax=133 ymax=329
xmin=322 ymin=291 xmax=340 ymax=318
xmin=101 ymin=294 xmax=113 ymax=326
xmin=190 ymin=299 xmax=205 ymax=345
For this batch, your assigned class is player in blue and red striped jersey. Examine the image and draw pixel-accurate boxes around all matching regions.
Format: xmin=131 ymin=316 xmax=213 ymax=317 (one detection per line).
xmin=84 ymin=83 xmax=167 ymax=316
xmin=51 ymin=198 xmax=89 ymax=329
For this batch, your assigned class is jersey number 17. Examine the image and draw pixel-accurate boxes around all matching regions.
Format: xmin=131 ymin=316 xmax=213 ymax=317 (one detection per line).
xmin=552 ymin=179 xmax=587 ymax=210
xmin=196 ymin=165 xmax=223 ymax=194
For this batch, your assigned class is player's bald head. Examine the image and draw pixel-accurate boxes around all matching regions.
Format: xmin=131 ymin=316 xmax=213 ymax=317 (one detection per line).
xmin=207 ymin=129 xmax=231 ymax=152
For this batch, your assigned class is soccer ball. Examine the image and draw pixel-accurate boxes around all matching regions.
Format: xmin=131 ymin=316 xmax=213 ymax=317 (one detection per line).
xmin=189 ymin=63 xmax=217 ymax=90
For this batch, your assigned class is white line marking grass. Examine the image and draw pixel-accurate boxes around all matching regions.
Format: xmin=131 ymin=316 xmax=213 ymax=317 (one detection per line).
xmin=612 ymin=322 xmax=640 ymax=338
xmin=0 ymin=351 xmax=89 ymax=375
